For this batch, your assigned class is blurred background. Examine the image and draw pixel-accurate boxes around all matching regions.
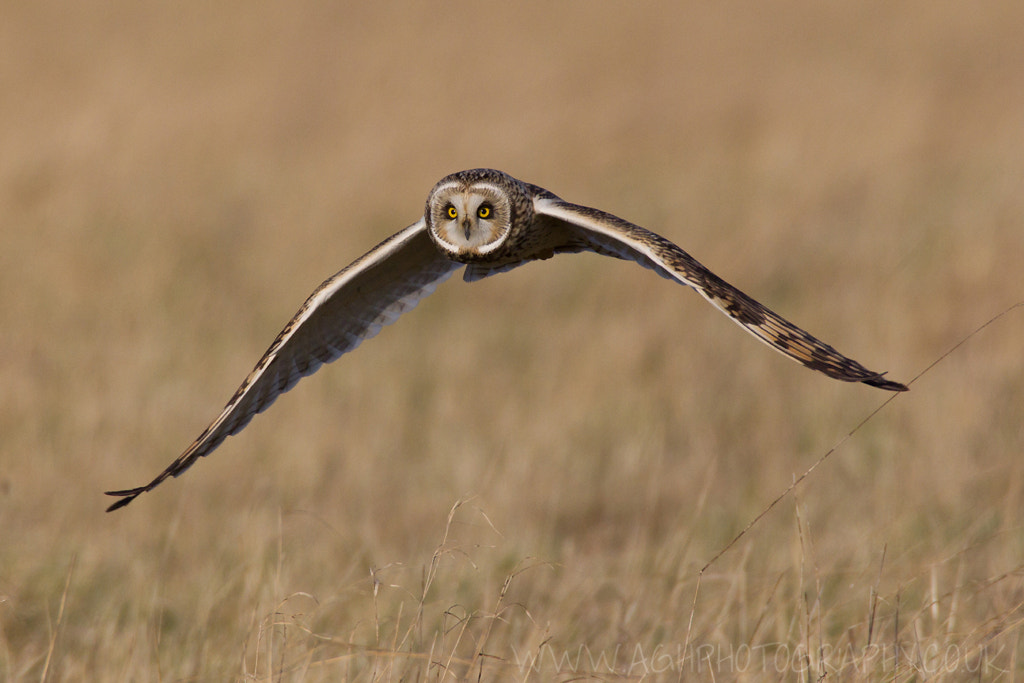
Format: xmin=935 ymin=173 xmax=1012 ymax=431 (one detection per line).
xmin=2 ymin=1 xmax=1022 ymax=680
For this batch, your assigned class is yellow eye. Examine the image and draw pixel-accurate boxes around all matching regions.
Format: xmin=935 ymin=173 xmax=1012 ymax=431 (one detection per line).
xmin=446 ymin=205 xmax=458 ymax=219
xmin=477 ymin=205 xmax=491 ymax=219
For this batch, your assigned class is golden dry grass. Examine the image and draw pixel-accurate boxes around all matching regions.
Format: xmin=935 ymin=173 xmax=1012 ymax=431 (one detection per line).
xmin=2 ymin=1 xmax=1024 ymax=680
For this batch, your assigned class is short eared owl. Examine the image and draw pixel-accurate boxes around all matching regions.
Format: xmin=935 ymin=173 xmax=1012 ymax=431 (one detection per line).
xmin=107 ymin=168 xmax=906 ymax=511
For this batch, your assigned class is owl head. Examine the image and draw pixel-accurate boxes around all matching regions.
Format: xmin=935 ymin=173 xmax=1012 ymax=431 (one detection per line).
xmin=425 ymin=168 xmax=532 ymax=261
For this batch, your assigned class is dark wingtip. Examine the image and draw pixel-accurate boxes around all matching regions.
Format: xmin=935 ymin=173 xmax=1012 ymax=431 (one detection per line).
xmin=104 ymin=488 xmax=144 ymax=512
xmin=864 ymin=374 xmax=909 ymax=392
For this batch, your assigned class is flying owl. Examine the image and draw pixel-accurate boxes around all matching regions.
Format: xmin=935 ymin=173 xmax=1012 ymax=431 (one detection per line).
xmin=106 ymin=168 xmax=906 ymax=511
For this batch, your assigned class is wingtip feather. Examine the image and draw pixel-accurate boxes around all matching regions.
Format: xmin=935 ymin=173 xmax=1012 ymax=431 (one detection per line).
xmin=864 ymin=374 xmax=909 ymax=392
xmin=104 ymin=489 xmax=144 ymax=512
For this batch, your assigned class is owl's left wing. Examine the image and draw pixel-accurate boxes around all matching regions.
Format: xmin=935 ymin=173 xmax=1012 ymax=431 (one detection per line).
xmin=532 ymin=194 xmax=907 ymax=391
xmin=106 ymin=220 xmax=461 ymax=511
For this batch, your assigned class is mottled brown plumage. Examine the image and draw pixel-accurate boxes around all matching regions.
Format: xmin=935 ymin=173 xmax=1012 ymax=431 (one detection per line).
xmin=107 ymin=168 xmax=905 ymax=512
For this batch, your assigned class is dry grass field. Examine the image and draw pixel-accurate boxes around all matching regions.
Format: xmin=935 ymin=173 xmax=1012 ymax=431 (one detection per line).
xmin=3 ymin=1 xmax=1024 ymax=680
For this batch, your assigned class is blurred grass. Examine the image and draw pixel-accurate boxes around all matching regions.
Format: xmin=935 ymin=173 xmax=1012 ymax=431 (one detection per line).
xmin=2 ymin=0 xmax=1024 ymax=680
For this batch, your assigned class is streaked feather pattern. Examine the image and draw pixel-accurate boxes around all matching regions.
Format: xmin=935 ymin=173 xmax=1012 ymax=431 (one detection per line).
xmin=534 ymin=197 xmax=907 ymax=391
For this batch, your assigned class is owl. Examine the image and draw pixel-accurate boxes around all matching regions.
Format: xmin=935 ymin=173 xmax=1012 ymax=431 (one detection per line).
xmin=107 ymin=168 xmax=906 ymax=511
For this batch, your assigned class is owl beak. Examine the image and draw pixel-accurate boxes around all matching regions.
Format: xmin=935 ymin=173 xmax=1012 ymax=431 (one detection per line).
xmin=462 ymin=219 xmax=472 ymax=239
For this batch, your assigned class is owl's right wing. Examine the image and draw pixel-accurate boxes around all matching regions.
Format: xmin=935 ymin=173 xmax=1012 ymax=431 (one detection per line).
xmin=106 ymin=219 xmax=461 ymax=511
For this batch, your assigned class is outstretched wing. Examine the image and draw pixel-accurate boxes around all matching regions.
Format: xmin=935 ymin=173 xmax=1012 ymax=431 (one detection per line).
xmin=533 ymin=194 xmax=907 ymax=392
xmin=106 ymin=220 xmax=461 ymax=511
